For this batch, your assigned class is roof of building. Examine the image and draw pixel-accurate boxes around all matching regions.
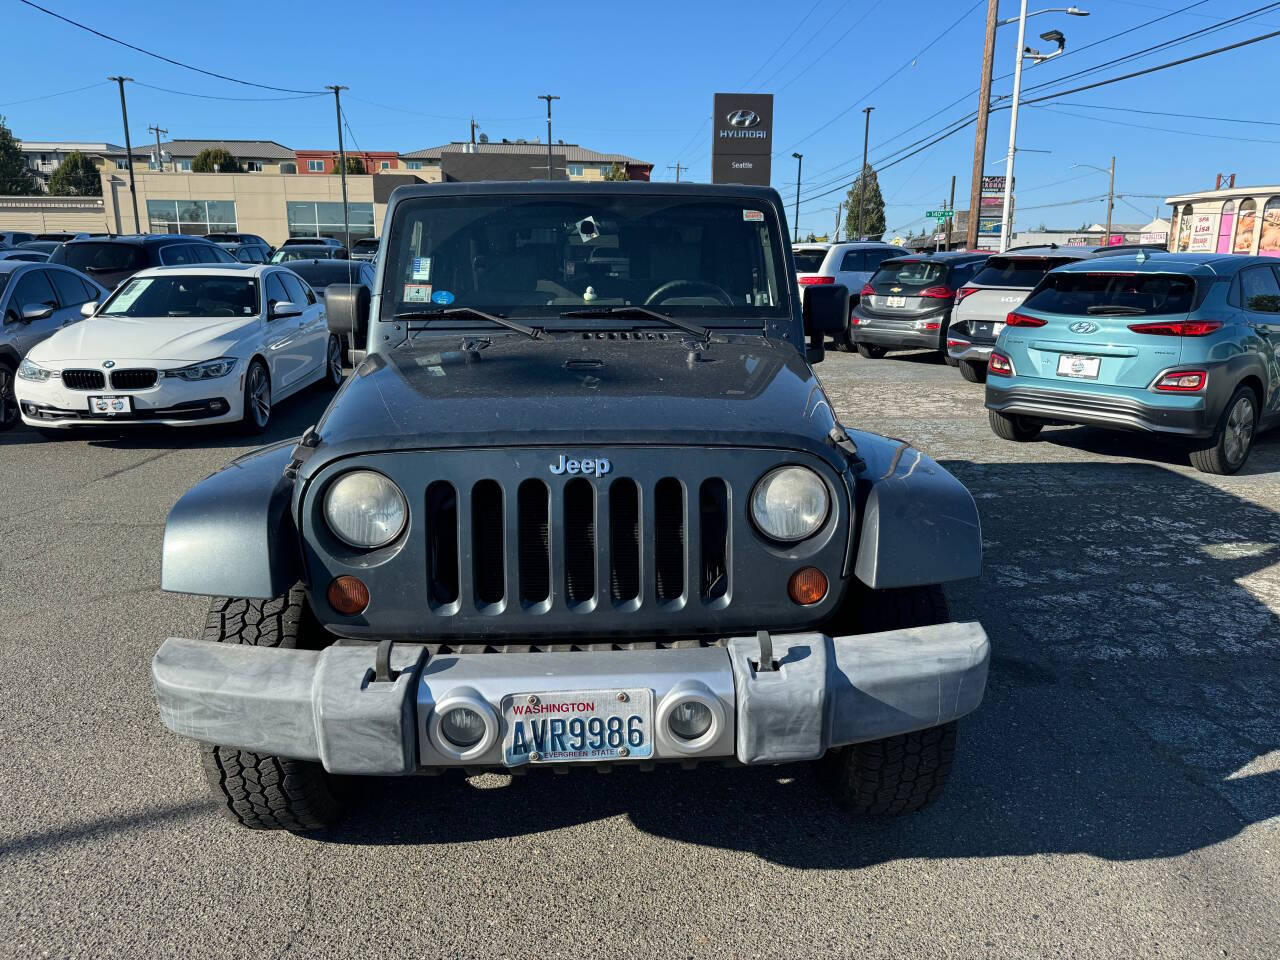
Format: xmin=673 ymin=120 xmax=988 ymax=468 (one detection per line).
xmin=1166 ymin=185 xmax=1280 ymax=204
xmin=401 ymin=141 xmax=649 ymax=166
xmin=157 ymin=139 xmax=296 ymax=160
xmin=17 ymin=140 xmax=129 ymax=154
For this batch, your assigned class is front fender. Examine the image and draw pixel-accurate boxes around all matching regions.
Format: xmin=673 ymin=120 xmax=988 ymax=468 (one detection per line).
xmin=162 ymin=440 xmax=301 ymax=599
xmin=851 ymin=437 xmax=981 ymax=589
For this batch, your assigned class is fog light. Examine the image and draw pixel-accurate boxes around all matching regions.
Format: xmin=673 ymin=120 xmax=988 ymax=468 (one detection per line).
xmin=440 ymin=707 xmax=486 ymax=749
xmin=327 ymin=575 xmax=369 ymax=614
xmin=668 ymin=701 xmax=713 ymax=741
xmin=788 ymin=567 xmax=828 ymax=605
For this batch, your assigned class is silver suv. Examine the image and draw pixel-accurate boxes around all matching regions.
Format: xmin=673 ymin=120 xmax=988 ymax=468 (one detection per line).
xmin=793 ymin=242 xmax=908 ymax=350
xmin=0 ymin=261 xmax=107 ymax=430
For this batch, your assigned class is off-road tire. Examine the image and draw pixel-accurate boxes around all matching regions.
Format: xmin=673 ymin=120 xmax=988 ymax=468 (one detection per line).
xmin=200 ymin=586 xmax=344 ymax=831
xmin=959 ymin=359 xmax=987 ymax=383
xmin=1189 ymin=384 xmax=1257 ymax=475
xmin=988 ymin=408 xmax=1042 ymax=442
xmin=856 ymin=343 xmax=886 ymax=359
xmin=820 ymin=582 xmax=959 ymax=814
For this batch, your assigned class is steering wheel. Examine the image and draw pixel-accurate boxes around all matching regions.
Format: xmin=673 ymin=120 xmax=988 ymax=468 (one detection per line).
xmin=644 ymin=279 xmax=734 ymax=307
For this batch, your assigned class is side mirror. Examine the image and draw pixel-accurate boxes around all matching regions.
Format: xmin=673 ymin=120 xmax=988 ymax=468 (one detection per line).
xmin=325 ymin=283 xmax=370 ymax=345
xmin=269 ymin=300 xmax=302 ymax=320
xmin=81 ymin=300 xmax=98 ymax=318
xmin=22 ymin=302 xmax=54 ymax=322
xmin=802 ymin=284 xmax=849 ymax=364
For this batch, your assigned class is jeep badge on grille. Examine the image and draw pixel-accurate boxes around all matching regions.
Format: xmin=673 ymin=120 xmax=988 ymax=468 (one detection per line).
xmin=549 ymin=454 xmax=612 ymax=476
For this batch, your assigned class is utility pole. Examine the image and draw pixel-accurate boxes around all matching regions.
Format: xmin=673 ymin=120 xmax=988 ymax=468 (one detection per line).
xmin=947 ymin=174 xmax=956 ymax=250
xmin=148 ymin=125 xmax=167 ymax=173
xmin=538 ymin=94 xmax=560 ymax=180
xmin=1104 ymin=155 xmax=1115 ymax=243
xmin=326 ymin=85 xmax=350 ymax=251
xmin=108 ymin=76 xmax=139 ymax=233
xmin=792 ymin=152 xmax=803 ymax=243
xmin=667 ymin=162 xmax=686 ymax=182
xmin=470 ymin=116 xmax=477 ymax=146
xmin=856 ymin=107 xmax=874 ymax=239
xmin=834 ymin=201 xmax=843 ymax=242
xmin=967 ymin=0 xmax=999 ymax=250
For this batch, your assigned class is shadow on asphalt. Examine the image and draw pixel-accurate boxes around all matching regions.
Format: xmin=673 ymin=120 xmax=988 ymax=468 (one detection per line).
xmin=1031 ymin=424 xmax=1280 ymax=476
xmin=310 ymin=459 xmax=1278 ymax=866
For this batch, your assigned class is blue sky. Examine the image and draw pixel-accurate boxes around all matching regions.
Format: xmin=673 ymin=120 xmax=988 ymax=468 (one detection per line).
xmin=5 ymin=0 xmax=1278 ymax=238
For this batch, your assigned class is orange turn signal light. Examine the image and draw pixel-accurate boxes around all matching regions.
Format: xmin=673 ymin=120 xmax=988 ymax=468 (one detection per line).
xmin=788 ymin=567 xmax=828 ymax=606
xmin=328 ymin=576 xmax=370 ymax=615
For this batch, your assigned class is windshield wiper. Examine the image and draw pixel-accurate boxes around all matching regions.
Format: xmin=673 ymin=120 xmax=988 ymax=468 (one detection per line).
xmin=1085 ymin=304 xmax=1148 ymax=315
xmin=394 ymin=307 xmax=543 ymax=340
xmin=559 ymin=306 xmax=710 ymax=342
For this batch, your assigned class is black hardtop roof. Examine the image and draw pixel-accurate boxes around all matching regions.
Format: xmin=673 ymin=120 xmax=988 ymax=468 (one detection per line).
xmin=386 ymin=179 xmax=785 ymax=207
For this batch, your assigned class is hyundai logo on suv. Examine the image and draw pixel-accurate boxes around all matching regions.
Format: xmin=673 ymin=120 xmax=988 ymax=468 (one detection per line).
xmin=1069 ymin=320 xmax=1099 ymax=334
xmin=727 ymin=109 xmax=760 ymax=128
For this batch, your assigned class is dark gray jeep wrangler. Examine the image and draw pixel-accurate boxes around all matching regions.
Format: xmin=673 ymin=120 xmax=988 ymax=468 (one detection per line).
xmin=152 ymin=182 xmax=989 ymax=831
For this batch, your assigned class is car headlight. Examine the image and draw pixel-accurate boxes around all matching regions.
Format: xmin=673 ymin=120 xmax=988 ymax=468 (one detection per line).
xmin=324 ymin=470 xmax=408 ymax=549
xmin=750 ymin=466 xmax=829 ymax=542
xmin=17 ymin=358 xmax=55 ymax=382
xmin=164 ymin=357 xmax=237 ymax=381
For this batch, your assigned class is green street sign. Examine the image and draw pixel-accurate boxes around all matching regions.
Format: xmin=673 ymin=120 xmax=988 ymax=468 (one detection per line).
xmin=926 ymin=209 xmax=954 ymax=219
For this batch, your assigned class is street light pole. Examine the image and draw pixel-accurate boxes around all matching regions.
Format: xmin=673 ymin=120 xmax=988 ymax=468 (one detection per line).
xmin=792 ymin=152 xmax=803 ymax=243
xmin=856 ymin=106 xmax=874 ymax=239
xmin=998 ymin=0 xmax=1029 ymax=254
xmin=538 ymin=94 xmax=560 ymax=180
xmin=108 ymin=76 xmax=139 ymax=233
xmin=326 ymin=85 xmax=350 ymax=251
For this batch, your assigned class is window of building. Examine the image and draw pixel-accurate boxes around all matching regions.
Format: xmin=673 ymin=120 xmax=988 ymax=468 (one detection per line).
xmin=146 ymin=199 xmax=238 ymax=235
xmin=177 ymin=160 xmax=192 ymax=172
xmin=114 ymin=158 xmax=129 ymax=170
xmin=308 ymin=159 xmax=325 ymax=173
xmin=379 ymin=161 xmax=391 ymax=171
xmin=243 ymin=160 xmax=263 ymax=173
xmin=1217 ymin=200 xmax=1236 ymax=254
xmin=1235 ymin=199 xmax=1258 ymax=254
xmin=1260 ymin=197 xmax=1280 ymax=258
xmin=406 ymin=160 xmax=423 ymax=170
xmin=568 ymin=163 xmax=584 ymax=177
xmin=600 ymin=165 xmax=611 ymax=176
xmin=1176 ymin=204 xmax=1193 ymax=252
xmin=280 ymin=161 xmax=297 ymax=175
xmin=285 ymin=200 xmax=376 ymax=241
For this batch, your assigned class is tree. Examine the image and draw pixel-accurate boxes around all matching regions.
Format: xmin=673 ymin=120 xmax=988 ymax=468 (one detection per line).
xmin=0 ymin=116 xmax=39 ymax=196
xmin=48 ymin=150 xmax=102 ymax=196
xmin=332 ymin=155 xmax=366 ymax=175
xmin=191 ymin=148 xmax=240 ymax=173
xmin=842 ymin=163 xmax=886 ymax=241
xmin=602 ymin=162 xmax=628 ymax=182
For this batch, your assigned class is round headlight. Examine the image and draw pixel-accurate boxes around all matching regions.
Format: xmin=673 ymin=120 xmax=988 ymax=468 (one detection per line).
xmin=750 ymin=466 xmax=829 ymax=542
xmin=439 ymin=706 xmax=487 ymax=749
xmin=324 ymin=471 xmax=407 ymax=549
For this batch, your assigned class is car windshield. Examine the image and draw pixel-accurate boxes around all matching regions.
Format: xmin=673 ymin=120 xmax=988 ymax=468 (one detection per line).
xmin=100 ymin=275 xmax=260 ymax=318
xmin=1022 ymin=272 xmax=1198 ymax=316
xmin=971 ymin=256 xmax=1078 ymax=289
xmin=874 ymin=260 xmax=947 ymax=287
xmin=383 ymin=194 xmax=790 ymax=326
xmin=53 ymin=242 xmax=147 ymax=275
xmin=353 ymin=239 xmax=379 ymax=253
xmin=792 ymin=249 xmax=828 ymax=272
xmin=272 ymin=248 xmax=334 ymax=262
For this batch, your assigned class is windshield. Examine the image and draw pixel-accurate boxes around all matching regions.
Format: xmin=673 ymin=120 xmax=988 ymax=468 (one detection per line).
xmin=100 ymin=275 xmax=260 ymax=318
xmin=1023 ymin=272 xmax=1198 ymax=316
xmin=873 ymin=260 xmax=947 ymax=287
xmin=353 ymin=239 xmax=379 ymax=252
xmin=971 ymin=256 xmax=1077 ymax=289
xmin=52 ymin=242 xmax=147 ymax=275
xmin=792 ymin=249 xmax=828 ymax=272
xmin=383 ymin=195 xmax=790 ymax=327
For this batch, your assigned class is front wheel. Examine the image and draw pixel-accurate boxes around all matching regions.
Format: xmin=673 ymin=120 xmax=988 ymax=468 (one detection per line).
xmin=820 ymin=583 xmax=958 ymax=814
xmin=240 ymin=359 xmax=272 ymax=435
xmin=959 ymin=359 xmax=987 ymax=383
xmin=989 ymin=408 xmax=1042 ymax=442
xmin=1190 ymin=385 xmax=1257 ymax=475
xmin=0 ymin=361 xmax=18 ymax=431
xmin=856 ymin=343 xmax=887 ymax=359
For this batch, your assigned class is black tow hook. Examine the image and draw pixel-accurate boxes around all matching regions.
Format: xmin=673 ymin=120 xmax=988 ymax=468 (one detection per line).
xmin=752 ymin=630 xmax=777 ymax=673
xmin=374 ymin=637 xmax=397 ymax=683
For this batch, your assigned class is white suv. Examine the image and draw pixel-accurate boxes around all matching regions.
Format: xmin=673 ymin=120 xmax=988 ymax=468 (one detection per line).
xmin=792 ymin=242 xmax=908 ymax=350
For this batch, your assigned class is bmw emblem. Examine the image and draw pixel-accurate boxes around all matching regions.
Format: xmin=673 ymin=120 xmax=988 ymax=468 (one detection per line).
xmin=1069 ymin=321 xmax=1099 ymax=335
xmin=102 ymin=360 xmax=116 ymax=368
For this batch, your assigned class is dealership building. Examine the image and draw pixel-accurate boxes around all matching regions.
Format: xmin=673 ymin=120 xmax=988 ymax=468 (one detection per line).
xmin=1165 ymin=184 xmax=1280 ymax=256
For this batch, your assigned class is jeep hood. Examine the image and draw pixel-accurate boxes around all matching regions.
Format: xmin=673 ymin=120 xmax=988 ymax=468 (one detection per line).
xmin=30 ymin=315 xmax=260 ymax=364
xmin=312 ymin=334 xmax=841 ymax=462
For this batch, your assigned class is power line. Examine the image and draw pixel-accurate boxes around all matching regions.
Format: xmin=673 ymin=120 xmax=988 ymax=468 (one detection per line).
xmin=755 ymin=0 xmax=856 ymax=91
xmin=1049 ymin=99 xmax=1280 ymax=128
xmin=0 ymin=79 xmax=111 ymax=108
xmin=345 ymin=94 xmax=539 ymax=124
xmin=17 ymin=0 xmax=324 ymax=94
xmin=740 ymin=0 xmax=825 ymax=89
xmin=776 ymin=0 xmax=890 ymax=95
xmin=132 ymin=81 xmax=325 ymax=102
xmin=1030 ymin=103 xmax=1280 ymax=144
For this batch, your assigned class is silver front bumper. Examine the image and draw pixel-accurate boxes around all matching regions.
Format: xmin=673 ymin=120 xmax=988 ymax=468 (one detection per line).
xmin=152 ymin=623 xmax=990 ymax=774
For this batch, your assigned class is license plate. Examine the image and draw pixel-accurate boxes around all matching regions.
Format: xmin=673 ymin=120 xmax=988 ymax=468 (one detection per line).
xmin=502 ymin=688 xmax=653 ymax=766
xmin=975 ymin=321 xmax=1004 ymax=338
xmin=88 ymin=395 xmax=133 ymax=415
xmin=1056 ymin=354 xmax=1100 ymax=379
xmin=886 ymin=295 xmax=907 ymax=308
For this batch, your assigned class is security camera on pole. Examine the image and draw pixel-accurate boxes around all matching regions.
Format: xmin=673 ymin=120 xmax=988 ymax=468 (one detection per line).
xmin=997 ymin=4 xmax=1089 ymax=253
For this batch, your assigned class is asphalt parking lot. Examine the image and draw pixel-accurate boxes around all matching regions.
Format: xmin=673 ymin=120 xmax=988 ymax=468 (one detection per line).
xmin=2 ymin=350 xmax=1277 ymax=960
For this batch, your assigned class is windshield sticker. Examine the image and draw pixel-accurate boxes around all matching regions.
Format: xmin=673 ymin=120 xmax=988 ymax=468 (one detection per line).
xmin=743 ymin=210 xmax=764 ymax=222
xmin=404 ymin=283 xmax=432 ymax=303
xmin=431 ymin=289 xmax=455 ymax=305
xmin=104 ymin=278 xmax=150 ymax=313
xmin=411 ymin=256 xmax=432 ymax=281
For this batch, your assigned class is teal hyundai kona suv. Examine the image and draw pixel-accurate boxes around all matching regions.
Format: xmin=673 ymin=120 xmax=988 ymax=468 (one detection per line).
xmin=985 ymin=253 xmax=1279 ymax=474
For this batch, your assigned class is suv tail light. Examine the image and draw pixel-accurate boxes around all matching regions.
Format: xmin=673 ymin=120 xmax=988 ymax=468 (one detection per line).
xmin=989 ymin=351 xmax=1014 ymax=376
xmin=860 ymin=283 xmax=875 ymax=297
xmin=1005 ymin=311 xmax=1046 ymax=327
xmin=919 ymin=285 xmax=954 ymax=299
xmin=1154 ymin=370 xmax=1207 ymax=392
xmin=955 ymin=287 xmax=977 ymax=302
xmin=1129 ymin=320 xmax=1222 ymax=336
xmin=798 ymin=275 xmax=834 ymax=286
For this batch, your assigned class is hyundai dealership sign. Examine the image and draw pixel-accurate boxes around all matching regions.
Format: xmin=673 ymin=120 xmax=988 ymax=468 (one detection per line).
xmin=712 ymin=93 xmax=774 ymax=186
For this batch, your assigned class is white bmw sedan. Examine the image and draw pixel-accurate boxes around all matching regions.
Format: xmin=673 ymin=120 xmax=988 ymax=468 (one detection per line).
xmin=15 ymin=264 xmax=344 ymax=434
